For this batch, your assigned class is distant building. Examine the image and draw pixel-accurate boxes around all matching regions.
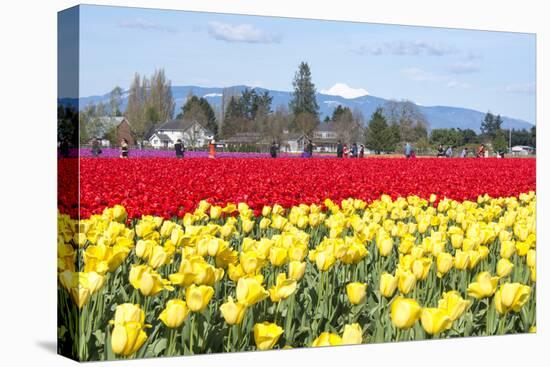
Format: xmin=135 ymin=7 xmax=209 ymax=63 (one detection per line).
xmin=94 ymin=116 xmax=134 ymax=146
xmin=511 ymin=145 xmax=535 ymax=156
xmin=148 ymin=119 xmax=214 ymax=149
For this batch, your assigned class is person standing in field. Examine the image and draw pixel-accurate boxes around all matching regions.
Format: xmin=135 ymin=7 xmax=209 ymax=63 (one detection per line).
xmin=306 ymin=139 xmax=314 ymax=158
xmin=343 ymin=144 xmax=349 ymax=158
xmin=404 ymin=142 xmax=412 ymax=158
xmin=174 ymin=139 xmax=184 ymax=158
xmin=460 ymin=147 xmax=468 ymax=158
xmin=351 ymin=143 xmax=358 ymax=158
xmin=120 ymin=138 xmax=129 ymax=158
xmin=436 ymin=144 xmax=445 ymax=157
xmin=209 ymin=139 xmax=216 ymax=158
xmin=336 ymin=140 xmax=344 ymax=158
xmin=476 ymin=143 xmax=486 ymax=158
xmin=359 ymin=144 xmax=365 ymax=158
xmin=270 ymin=141 xmax=278 ymax=158
xmin=91 ymin=137 xmax=102 ymax=157
xmin=445 ymin=146 xmax=453 ymax=158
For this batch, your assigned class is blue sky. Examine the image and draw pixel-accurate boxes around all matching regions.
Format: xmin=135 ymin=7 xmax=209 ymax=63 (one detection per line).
xmin=76 ymin=5 xmax=536 ymax=123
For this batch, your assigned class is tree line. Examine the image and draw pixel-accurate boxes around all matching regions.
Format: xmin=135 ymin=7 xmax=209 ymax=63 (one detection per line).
xmin=77 ymin=64 xmax=535 ymax=153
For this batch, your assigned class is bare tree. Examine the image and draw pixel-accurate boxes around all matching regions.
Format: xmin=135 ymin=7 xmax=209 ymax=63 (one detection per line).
xmin=294 ymin=112 xmax=319 ymax=138
xmin=383 ymin=100 xmax=428 ymax=143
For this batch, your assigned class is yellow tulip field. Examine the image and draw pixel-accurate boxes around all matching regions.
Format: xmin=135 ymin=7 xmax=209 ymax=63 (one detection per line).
xmin=57 ymin=193 xmax=536 ymax=360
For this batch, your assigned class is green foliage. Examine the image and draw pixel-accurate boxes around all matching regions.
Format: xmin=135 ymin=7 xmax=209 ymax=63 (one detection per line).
xmin=178 ymin=96 xmax=218 ymax=136
xmin=493 ymin=129 xmax=508 ymax=153
xmin=289 ymin=62 xmax=319 ymax=118
xmin=365 ymin=108 xmax=393 ymax=153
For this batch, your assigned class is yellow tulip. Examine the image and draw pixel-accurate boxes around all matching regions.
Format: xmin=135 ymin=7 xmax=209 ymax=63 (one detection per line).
xmin=253 ymin=322 xmax=283 ymax=350
xmin=437 ymin=291 xmax=470 ymax=321
xmin=494 ymin=283 xmax=531 ymax=314
xmin=346 ymin=282 xmax=367 ymax=305
xmin=342 ymin=323 xmax=363 ymax=344
xmin=219 ymin=296 xmax=247 ymax=325
xmin=454 ymin=250 xmax=470 ymax=270
xmin=269 ymin=247 xmax=288 ymax=267
xmin=269 ymin=273 xmax=297 ymax=302
xmin=421 ymin=308 xmax=452 ymax=335
xmin=530 ymin=266 xmax=536 ymax=282
xmin=288 ymin=261 xmax=306 ymax=281
xmin=467 ymin=272 xmax=499 ymax=299
xmin=311 ymin=332 xmax=343 ymax=347
xmin=411 ymin=258 xmax=432 ymax=280
xmin=262 ymin=206 xmax=272 ymax=217
xmin=380 ymin=272 xmax=398 ymax=298
xmin=209 ymin=206 xmax=222 ymax=219
xmin=129 ymin=265 xmax=171 ymax=296
xmin=242 ymin=219 xmax=254 ymax=233
xmin=111 ymin=322 xmax=148 ymax=356
xmin=315 ymin=250 xmax=336 ymax=272
xmin=397 ymin=270 xmax=416 ymax=295
xmin=158 ymin=299 xmax=189 ymax=328
xmin=112 ymin=303 xmax=146 ymax=325
xmin=185 ymin=285 xmax=214 ymax=312
xmin=377 ymin=237 xmax=394 ymax=257
xmin=450 ymin=233 xmax=464 ymax=249
xmin=496 ymin=258 xmax=514 ymax=278
xmin=390 ymin=297 xmax=421 ymax=329
xmin=526 ymin=249 xmax=536 ymax=268
xmin=436 ymin=252 xmax=453 ymax=278
xmin=236 ymin=277 xmax=269 ymax=307
xmin=500 ymin=240 xmax=516 ymax=259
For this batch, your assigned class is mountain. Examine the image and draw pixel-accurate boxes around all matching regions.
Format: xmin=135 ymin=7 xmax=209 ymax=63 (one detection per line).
xmin=72 ymin=85 xmax=534 ymax=133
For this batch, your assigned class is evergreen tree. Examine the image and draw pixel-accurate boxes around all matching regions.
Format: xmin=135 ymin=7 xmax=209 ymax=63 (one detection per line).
xmin=365 ymin=108 xmax=391 ymax=154
xmin=289 ymin=62 xmax=319 ymax=118
xmin=493 ymin=129 xmax=508 ymax=154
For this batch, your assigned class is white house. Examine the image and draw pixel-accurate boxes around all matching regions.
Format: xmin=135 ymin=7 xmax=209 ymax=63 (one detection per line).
xmin=511 ymin=145 xmax=535 ymax=156
xmin=148 ymin=119 xmax=214 ymax=149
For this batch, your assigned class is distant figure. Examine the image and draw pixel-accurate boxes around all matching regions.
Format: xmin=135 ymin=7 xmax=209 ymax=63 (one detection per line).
xmin=460 ymin=147 xmax=468 ymax=158
xmin=174 ymin=139 xmax=185 ymax=158
xmin=410 ymin=149 xmax=416 ymax=159
xmin=91 ymin=137 xmax=102 ymax=157
xmin=336 ymin=140 xmax=344 ymax=158
xmin=351 ymin=143 xmax=358 ymax=158
xmin=476 ymin=143 xmax=486 ymax=158
xmin=270 ymin=141 xmax=278 ymax=158
xmin=359 ymin=144 xmax=365 ymax=158
xmin=343 ymin=144 xmax=349 ymax=158
xmin=445 ymin=146 xmax=453 ymax=158
xmin=209 ymin=139 xmax=216 ymax=159
xmin=306 ymin=139 xmax=314 ymax=158
xmin=120 ymin=138 xmax=129 ymax=158
xmin=404 ymin=142 xmax=412 ymax=158
xmin=436 ymin=144 xmax=445 ymax=158
xmin=60 ymin=139 xmax=70 ymax=158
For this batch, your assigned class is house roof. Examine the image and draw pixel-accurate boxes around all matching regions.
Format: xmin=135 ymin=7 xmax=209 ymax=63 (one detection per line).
xmin=316 ymin=122 xmax=336 ymax=132
xmin=155 ymin=133 xmax=172 ymax=141
xmin=156 ymin=119 xmax=213 ymax=134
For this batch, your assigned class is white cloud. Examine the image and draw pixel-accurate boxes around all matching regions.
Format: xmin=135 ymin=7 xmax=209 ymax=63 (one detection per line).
xmin=208 ymin=22 xmax=281 ymax=44
xmin=447 ymin=61 xmax=481 ymax=74
xmin=504 ymin=83 xmax=535 ymax=95
xmin=118 ymin=18 xmax=178 ymax=33
xmin=355 ymin=40 xmax=457 ymax=56
xmin=401 ymin=67 xmax=470 ymax=89
xmin=203 ymin=93 xmax=222 ymax=98
xmin=320 ymin=83 xmax=369 ymax=99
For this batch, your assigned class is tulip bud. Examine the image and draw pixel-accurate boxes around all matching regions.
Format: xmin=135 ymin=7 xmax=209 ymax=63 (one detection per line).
xmin=397 ymin=270 xmax=416 ymax=295
xmin=496 ymin=258 xmax=514 ymax=278
xmin=111 ymin=322 xmax=148 ymax=356
xmin=185 ymin=285 xmax=214 ymax=312
xmin=346 ymin=282 xmax=367 ymax=305
xmin=454 ymin=250 xmax=470 ymax=270
xmin=467 ymin=272 xmax=499 ymax=299
xmin=437 ymin=291 xmax=470 ymax=321
xmin=420 ymin=308 xmax=452 ymax=335
xmin=159 ymin=299 xmax=189 ymax=328
xmin=236 ymin=277 xmax=269 ymax=307
xmin=253 ymin=322 xmax=283 ymax=350
xmin=436 ymin=252 xmax=453 ymax=278
xmin=219 ymin=296 xmax=247 ymax=325
xmin=380 ymin=272 xmax=398 ymax=298
xmin=377 ymin=237 xmax=394 ymax=257
xmin=311 ymin=332 xmax=343 ymax=347
xmin=391 ymin=297 xmax=421 ymax=329
xmin=288 ymin=261 xmax=306 ymax=281
xmin=494 ymin=282 xmax=531 ymax=314
xmin=342 ymin=323 xmax=363 ymax=344
xmin=527 ymin=249 xmax=536 ymax=268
